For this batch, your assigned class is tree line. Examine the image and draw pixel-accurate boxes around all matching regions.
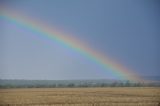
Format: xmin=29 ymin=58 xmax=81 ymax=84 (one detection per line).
xmin=0 ymin=79 xmax=159 ymax=88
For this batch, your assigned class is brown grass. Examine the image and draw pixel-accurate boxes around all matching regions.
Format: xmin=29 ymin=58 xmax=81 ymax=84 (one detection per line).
xmin=0 ymin=87 xmax=160 ymax=106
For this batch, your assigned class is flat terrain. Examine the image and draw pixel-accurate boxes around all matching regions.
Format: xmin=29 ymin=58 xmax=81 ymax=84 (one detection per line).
xmin=0 ymin=87 xmax=160 ymax=106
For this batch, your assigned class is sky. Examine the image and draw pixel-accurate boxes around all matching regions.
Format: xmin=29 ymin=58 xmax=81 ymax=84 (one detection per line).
xmin=0 ymin=0 xmax=160 ymax=80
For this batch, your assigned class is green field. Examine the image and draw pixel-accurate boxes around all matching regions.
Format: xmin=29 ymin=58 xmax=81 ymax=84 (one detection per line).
xmin=0 ymin=87 xmax=160 ymax=106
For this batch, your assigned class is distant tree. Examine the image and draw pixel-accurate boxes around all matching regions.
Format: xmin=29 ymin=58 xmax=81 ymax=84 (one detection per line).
xmin=67 ymin=83 xmax=75 ymax=87
xmin=80 ymin=83 xmax=89 ymax=87
xmin=100 ymin=83 xmax=108 ymax=87
xmin=111 ymin=81 xmax=119 ymax=87
xmin=57 ymin=84 xmax=65 ymax=88
xmin=124 ymin=80 xmax=131 ymax=87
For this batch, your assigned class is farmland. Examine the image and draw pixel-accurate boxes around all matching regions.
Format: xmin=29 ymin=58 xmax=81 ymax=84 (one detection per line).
xmin=0 ymin=87 xmax=160 ymax=106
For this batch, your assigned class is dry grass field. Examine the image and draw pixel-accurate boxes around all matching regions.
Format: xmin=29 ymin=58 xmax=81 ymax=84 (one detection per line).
xmin=0 ymin=87 xmax=160 ymax=106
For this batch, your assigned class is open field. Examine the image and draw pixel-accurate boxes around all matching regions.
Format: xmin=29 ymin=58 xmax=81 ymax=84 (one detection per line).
xmin=0 ymin=87 xmax=160 ymax=106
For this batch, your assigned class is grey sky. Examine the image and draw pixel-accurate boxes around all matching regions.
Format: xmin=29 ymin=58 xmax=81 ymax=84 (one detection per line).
xmin=0 ymin=0 xmax=160 ymax=80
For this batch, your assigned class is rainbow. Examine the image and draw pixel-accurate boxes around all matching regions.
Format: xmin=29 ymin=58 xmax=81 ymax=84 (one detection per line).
xmin=0 ymin=9 xmax=143 ymax=82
